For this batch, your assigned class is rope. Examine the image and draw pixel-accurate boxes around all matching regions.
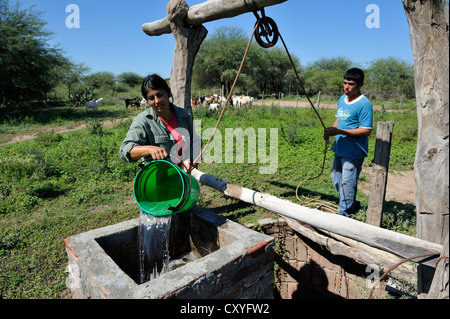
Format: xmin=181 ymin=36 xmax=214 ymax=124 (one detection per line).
xmin=367 ymin=252 xmax=442 ymax=299
xmin=188 ymin=22 xmax=259 ymax=172
xmin=187 ymin=11 xmax=333 ymax=211
xmin=277 ymin=29 xmax=331 ymax=210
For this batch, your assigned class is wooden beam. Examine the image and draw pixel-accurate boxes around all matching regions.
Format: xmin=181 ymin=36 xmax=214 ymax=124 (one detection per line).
xmin=191 ymin=168 xmax=442 ymax=267
xmin=427 ymin=234 xmax=449 ymax=299
xmin=142 ymin=0 xmax=288 ymax=36
xmin=366 ymin=121 xmax=395 ymax=226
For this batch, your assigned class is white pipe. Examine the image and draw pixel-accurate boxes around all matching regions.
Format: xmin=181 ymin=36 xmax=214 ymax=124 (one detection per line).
xmin=191 ymin=168 xmax=442 ymax=267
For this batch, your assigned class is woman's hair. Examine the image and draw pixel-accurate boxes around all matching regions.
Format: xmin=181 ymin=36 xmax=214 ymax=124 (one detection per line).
xmin=344 ymin=68 xmax=365 ymax=85
xmin=141 ymin=74 xmax=172 ymax=99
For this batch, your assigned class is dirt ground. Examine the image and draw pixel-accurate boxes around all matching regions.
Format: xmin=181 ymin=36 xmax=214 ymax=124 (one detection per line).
xmin=359 ymin=167 xmax=415 ymax=205
xmin=0 ymin=116 xmax=136 ymax=145
xmin=253 ymin=99 xmax=386 ymax=111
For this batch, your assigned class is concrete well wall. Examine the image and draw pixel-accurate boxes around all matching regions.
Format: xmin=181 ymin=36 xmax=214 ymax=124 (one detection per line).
xmin=65 ymin=206 xmax=274 ymax=299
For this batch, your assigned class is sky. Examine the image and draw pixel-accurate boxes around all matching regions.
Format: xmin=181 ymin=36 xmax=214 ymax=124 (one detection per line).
xmin=17 ymin=0 xmax=414 ymax=79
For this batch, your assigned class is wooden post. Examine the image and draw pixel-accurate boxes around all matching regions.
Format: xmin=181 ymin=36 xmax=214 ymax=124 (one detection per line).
xmin=402 ymin=0 xmax=449 ymax=246
xmin=427 ymin=234 xmax=449 ymax=299
xmin=317 ymin=91 xmax=321 ymax=109
xmin=142 ymin=0 xmax=288 ymax=115
xmin=366 ymin=121 xmax=395 ymax=227
xmin=166 ymin=0 xmax=208 ymax=117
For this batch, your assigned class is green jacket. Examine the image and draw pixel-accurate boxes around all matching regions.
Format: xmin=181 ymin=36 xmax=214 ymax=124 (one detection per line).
xmin=119 ymin=104 xmax=201 ymax=164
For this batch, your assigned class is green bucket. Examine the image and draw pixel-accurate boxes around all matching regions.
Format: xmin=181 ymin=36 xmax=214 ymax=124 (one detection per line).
xmin=133 ymin=160 xmax=200 ymax=217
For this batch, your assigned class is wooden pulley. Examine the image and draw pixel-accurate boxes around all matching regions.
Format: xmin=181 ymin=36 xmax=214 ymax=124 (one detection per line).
xmin=254 ymin=13 xmax=279 ymax=48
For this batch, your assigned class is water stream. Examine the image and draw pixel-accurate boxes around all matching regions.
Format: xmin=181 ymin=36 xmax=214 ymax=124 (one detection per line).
xmin=138 ymin=211 xmax=172 ymax=284
xmin=138 ymin=211 xmax=200 ymax=284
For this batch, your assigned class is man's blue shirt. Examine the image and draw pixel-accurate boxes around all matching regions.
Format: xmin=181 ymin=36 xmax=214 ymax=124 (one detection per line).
xmin=333 ymin=94 xmax=373 ymax=159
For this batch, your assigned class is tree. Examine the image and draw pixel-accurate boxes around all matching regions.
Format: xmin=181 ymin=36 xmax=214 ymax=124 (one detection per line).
xmin=366 ymin=56 xmax=415 ymax=99
xmin=192 ymin=26 xmax=300 ymax=96
xmin=61 ymin=62 xmax=90 ymax=98
xmin=304 ymin=56 xmax=354 ymax=96
xmin=193 ymin=26 xmax=251 ymax=94
xmin=402 ymin=0 xmax=448 ymax=245
xmin=0 ymin=0 xmax=69 ymax=105
xmin=117 ymin=72 xmax=143 ymax=87
xmin=84 ymin=72 xmax=116 ymax=90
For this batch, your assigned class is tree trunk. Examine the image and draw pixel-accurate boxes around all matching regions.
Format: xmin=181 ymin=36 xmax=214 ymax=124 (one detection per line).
xmin=402 ymin=0 xmax=449 ymax=246
xmin=166 ymin=0 xmax=208 ymax=117
xmin=402 ymin=0 xmax=449 ymax=298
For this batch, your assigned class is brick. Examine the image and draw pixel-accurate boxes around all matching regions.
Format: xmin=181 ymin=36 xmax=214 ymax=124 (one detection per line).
xmin=246 ymin=239 xmax=271 ymax=259
xmin=263 ymin=249 xmax=274 ymax=266
xmin=230 ymin=261 xmax=261 ymax=283
xmin=323 ymin=268 xmax=337 ymax=294
xmin=287 ymin=282 xmax=299 ymax=299
xmin=319 ymin=254 xmax=335 ymax=270
xmin=283 ymin=236 xmax=295 ymax=260
xmin=308 ymin=247 xmax=321 ymax=264
xmin=297 ymin=262 xmax=311 ymax=285
xmin=295 ymin=240 xmax=308 ymax=262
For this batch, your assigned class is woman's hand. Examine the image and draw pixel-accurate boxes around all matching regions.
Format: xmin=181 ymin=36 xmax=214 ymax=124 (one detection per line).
xmin=181 ymin=159 xmax=192 ymax=172
xmin=130 ymin=145 xmax=168 ymax=161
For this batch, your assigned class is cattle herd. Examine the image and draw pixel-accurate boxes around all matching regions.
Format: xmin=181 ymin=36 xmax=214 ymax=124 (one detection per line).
xmin=122 ymin=94 xmax=254 ymax=111
xmin=124 ymin=97 xmax=147 ymax=110
xmin=191 ymin=94 xmax=254 ymax=111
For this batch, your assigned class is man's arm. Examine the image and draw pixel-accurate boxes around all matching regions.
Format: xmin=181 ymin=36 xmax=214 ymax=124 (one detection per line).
xmin=324 ymin=119 xmax=372 ymax=140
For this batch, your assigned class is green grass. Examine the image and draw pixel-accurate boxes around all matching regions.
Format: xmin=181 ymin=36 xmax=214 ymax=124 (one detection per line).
xmin=0 ymin=101 xmax=418 ymax=298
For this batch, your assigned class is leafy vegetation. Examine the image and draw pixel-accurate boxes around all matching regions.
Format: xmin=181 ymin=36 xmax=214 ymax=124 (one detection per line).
xmin=0 ymin=100 xmax=418 ymax=298
xmin=192 ymin=27 xmax=415 ymax=101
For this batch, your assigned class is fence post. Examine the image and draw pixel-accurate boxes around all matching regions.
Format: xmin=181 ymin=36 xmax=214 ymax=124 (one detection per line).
xmin=366 ymin=121 xmax=395 ymax=227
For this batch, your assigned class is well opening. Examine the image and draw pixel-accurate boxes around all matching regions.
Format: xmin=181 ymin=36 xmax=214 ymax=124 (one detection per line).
xmin=95 ymin=212 xmax=226 ymax=284
xmin=65 ymin=206 xmax=274 ymax=299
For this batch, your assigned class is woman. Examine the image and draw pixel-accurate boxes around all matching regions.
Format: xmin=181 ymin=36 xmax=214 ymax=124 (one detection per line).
xmin=119 ymin=74 xmax=200 ymax=172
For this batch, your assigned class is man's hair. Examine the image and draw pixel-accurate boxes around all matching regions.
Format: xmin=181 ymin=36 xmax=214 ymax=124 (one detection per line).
xmin=141 ymin=74 xmax=172 ymax=99
xmin=344 ymin=68 xmax=365 ymax=85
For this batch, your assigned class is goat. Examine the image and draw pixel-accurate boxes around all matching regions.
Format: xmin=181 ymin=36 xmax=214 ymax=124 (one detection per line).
xmin=191 ymin=95 xmax=198 ymax=108
xmin=232 ymin=95 xmax=253 ymax=108
xmin=125 ymin=97 xmax=140 ymax=109
xmin=240 ymin=95 xmax=254 ymax=107
xmin=140 ymin=98 xmax=148 ymax=108
xmin=209 ymin=103 xmax=220 ymax=111
xmin=85 ymin=98 xmax=104 ymax=112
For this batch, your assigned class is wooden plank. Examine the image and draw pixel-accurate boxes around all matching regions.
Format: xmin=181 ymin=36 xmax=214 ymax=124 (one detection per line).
xmin=142 ymin=0 xmax=288 ymax=36
xmin=366 ymin=121 xmax=395 ymax=226
xmin=427 ymin=234 xmax=449 ymax=298
xmin=191 ymin=168 xmax=442 ymax=267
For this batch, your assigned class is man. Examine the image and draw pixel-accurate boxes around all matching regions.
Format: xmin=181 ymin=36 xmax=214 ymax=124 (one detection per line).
xmin=324 ymin=68 xmax=373 ymax=216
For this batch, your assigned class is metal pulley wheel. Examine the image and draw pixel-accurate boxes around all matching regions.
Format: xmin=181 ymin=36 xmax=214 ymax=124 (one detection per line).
xmin=254 ymin=16 xmax=279 ymax=48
